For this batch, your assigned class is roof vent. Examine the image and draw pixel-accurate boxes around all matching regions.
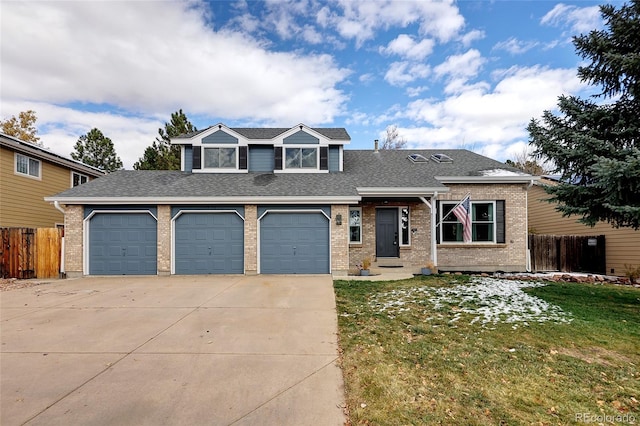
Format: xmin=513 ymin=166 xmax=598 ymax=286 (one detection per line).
xmin=430 ymin=153 xmax=453 ymax=163
xmin=408 ymin=154 xmax=428 ymax=163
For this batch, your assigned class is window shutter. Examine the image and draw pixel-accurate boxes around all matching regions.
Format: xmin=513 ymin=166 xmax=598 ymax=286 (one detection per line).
xmin=193 ymin=146 xmax=201 ymax=170
xmin=496 ymin=200 xmax=505 ymax=243
xmin=239 ymin=146 xmax=248 ymax=170
xmin=274 ymin=147 xmax=283 ymax=170
xmin=320 ymin=146 xmax=328 ymax=170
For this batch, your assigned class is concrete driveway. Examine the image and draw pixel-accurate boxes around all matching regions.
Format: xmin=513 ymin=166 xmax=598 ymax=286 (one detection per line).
xmin=0 ymin=275 xmax=346 ymax=425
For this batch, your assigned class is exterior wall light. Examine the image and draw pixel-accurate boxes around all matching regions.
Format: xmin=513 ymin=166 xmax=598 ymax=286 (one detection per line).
xmin=336 ymin=214 xmax=342 ymax=225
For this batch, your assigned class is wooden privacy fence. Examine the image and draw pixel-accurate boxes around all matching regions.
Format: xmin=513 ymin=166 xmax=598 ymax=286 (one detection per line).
xmin=529 ymin=234 xmax=606 ymax=274
xmin=0 ymin=227 xmax=62 ymax=279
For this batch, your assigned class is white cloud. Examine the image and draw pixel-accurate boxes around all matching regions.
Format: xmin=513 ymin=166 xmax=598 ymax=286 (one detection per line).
xmin=328 ymin=0 xmax=465 ymax=47
xmin=459 ymin=29 xmax=485 ymax=47
xmin=493 ymin=37 xmax=539 ymax=55
xmin=1 ymin=1 xmax=349 ymax=126
xmin=359 ymin=73 xmax=375 ymax=84
xmin=380 ymin=34 xmax=435 ymax=60
xmin=395 ymin=66 xmax=586 ymax=160
xmin=406 ymin=86 xmax=429 ymax=98
xmin=434 ymin=49 xmax=485 ymax=80
xmin=541 ymin=3 xmax=603 ymax=34
xmin=384 ymin=62 xmax=431 ymax=87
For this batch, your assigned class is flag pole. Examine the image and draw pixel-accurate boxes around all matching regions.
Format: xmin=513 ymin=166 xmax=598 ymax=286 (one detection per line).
xmin=435 ymin=192 xmax=470 ymax=227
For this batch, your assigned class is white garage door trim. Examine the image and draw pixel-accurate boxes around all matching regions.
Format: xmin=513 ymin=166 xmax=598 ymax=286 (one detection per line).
xmin=83 ymin=209 xmax=158 ymax=275
xmin=170 ymin=209 xmax=245 ymax=275
xmin=257 ymin=209 xmax=331 ymax=274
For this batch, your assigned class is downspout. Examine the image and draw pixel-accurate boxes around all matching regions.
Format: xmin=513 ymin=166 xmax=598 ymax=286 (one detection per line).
xmin=53 ymin=201 xmax=65 ymax=274
xmin=419 ymin=192 xmax=438 ymax=267
xmin=525 ymin=180 xmax=534 ymax=272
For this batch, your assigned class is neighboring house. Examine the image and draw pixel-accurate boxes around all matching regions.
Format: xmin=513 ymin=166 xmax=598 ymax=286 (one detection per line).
xmin=0 ymin=133 xmax=104 ymax=228
xmin=46 ymin=123 xmax=537 ymax=278
xmin=528 ymin=177 xmax=640 ymax=276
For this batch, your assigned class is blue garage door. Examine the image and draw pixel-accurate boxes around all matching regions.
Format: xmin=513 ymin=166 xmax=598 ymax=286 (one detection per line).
xmin=260 ymin=212 xmax=329 ymax=274
xmin=174 ymin=212 xmax=244 ymax=274
xmin=89 ymin=213 xmax=157 ymax=275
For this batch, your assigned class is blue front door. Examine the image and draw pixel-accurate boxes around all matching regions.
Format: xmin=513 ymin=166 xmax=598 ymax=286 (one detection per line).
xmin=376 ymin=209 xmax=399 ymax=257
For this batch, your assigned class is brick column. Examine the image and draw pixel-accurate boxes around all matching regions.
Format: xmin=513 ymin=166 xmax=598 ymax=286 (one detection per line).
xmin=156 ymin=205 xmax=171 ymax=275
xmin=63 ymin=205 xmax=84 ymax=278
xmin=331 ymin=204 xmax=350 ymax=276
xmin=244 ymin=205 xmax=257 ymax=275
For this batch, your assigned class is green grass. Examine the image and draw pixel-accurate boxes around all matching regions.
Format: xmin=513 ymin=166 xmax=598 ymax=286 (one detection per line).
xmin=334 ymin=276 xmax=640 ymax=425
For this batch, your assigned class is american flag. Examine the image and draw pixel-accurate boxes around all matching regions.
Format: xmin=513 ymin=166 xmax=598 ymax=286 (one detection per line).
xmin=452 ymin=195 xmax=472 ymax=243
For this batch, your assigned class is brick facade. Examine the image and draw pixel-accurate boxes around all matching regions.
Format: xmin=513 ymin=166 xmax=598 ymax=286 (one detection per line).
xmin=348 ymin=200 xmax=431 ymax=274
xmin=330 ymin=204 xmax=350 ymax=276
xmin=244 ymin=205 xmax=258 ymax=275
xmin=435 ymin=184 xmax=529 ymax=272
xmin=62 ymin=185 xmax=529 ymax=277
xmin=62 ymin=204 xmax=84 ymax=278
xmin=157 ymin=205 xmax=171 ymax=275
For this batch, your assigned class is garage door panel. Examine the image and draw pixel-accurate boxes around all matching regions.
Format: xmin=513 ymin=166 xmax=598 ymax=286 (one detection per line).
xmin=174 ymin=212 xmax=244 ymax=275
xmin=89 ymin=213 xmax=157 ymax=275
xmin=260 ymin=212 xmax=329 ymax=274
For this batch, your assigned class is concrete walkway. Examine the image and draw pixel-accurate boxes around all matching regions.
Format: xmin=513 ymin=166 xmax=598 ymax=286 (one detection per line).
xmin=0 ymin=275 xmax=346 ymax=426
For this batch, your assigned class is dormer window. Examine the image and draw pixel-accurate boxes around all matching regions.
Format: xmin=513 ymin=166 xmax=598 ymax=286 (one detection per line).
xmin=285 ymin=147 xmax=317 ymax=169
xmin=204 ymin=147 xmax=236 ymax=168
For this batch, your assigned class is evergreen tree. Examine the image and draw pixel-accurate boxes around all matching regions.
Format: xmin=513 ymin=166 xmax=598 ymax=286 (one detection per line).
xmin=71 ymin=128 xmax=123 ymax=172
xmin=1 ymin=110 xmax=41 ymax=145
xmin=134 ymin=109 xmax=196 ymax=170
xmin=528 ymin=0 xmax=640 ymax=229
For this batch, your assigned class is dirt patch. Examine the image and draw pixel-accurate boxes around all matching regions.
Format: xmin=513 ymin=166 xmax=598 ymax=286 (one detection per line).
xmin=0 ymin=278 xmax=51 ymax=292
xmin=555 ymin=346 xmax=633 ymax=367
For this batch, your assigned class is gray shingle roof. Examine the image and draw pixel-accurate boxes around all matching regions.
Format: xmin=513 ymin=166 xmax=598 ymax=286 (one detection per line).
xmin=48 ymin=149 xmax=527 ymax=201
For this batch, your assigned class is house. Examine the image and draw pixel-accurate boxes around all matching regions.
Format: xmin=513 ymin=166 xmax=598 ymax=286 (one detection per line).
xmin=45 ymin=123 xmax=537 ymax=277
xmin=528 ymin=177 xmax=640 ymax=276
xmin=1 ymin=133 xmax=104 ymax=228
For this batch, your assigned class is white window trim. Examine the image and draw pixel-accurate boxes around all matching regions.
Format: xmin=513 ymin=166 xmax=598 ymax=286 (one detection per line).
xmin=399 ymin=206 xmax=410 ymax=247
xmin=14 ymin=152 xmax=41 ymax=180
xmin=439 ymin=200 xmax=497 ymax=244
xmin=349 ymin=207 xmax=362 ymax=244
xmin=202 ymin=146 xmax=238 ymax=170
xmin=71 ymin=171 xmax=89 ymax=187
xmin=280 ymin=146 xmax=324 ymax=173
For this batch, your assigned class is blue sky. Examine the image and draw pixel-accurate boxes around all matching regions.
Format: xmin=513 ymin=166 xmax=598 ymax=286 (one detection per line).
xmin=1 ymin=0 xmax=608 ymax=169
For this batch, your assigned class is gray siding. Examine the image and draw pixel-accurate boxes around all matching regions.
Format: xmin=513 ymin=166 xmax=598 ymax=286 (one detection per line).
xmin=283 ymin=130 xmax=319 ymax=145
xmin=184 ymin=146 xmax=193 ymax=172
xmin=328 ymin=146 xmax=340 ymax=172
xmin=249 ymin=145 xmax=274 ymax=172
xmin=202 ymin=130 xmax=238 ymax=144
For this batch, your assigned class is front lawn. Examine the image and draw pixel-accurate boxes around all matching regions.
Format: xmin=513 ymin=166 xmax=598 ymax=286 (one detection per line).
xmin=334 ymin=275 xmax=640 ymax=425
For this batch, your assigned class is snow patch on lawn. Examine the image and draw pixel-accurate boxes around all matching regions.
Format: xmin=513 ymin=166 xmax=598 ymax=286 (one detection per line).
xmin=369 ymin=277 xmax=572 ymax=328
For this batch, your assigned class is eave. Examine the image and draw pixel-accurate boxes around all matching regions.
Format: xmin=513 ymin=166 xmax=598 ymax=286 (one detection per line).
xmin=44 ymin=195 xmax=362 ymax=205
xmin=435 ymin=176 xmax=540 ymax=184
xmin=356 ymin=187 xmax=448 ymax=197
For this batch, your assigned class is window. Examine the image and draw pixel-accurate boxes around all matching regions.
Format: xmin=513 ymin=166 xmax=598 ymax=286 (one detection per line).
xmin=72 ymin=172 xmax=89 ymax=187
xmin=285 ymin=147 xmax=317 ymax=169
xmin=15 ymin=153 xmax=40 ymax=178
xmin=204 ymin=147 xmax=236 ymax=168
xmin=349 ymin=207 xmax=362 ymax=244
xmin=400 ymin=207 xmax=410 ymax=246
xmin=440 ymin=201 xmax=496 ymax=243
